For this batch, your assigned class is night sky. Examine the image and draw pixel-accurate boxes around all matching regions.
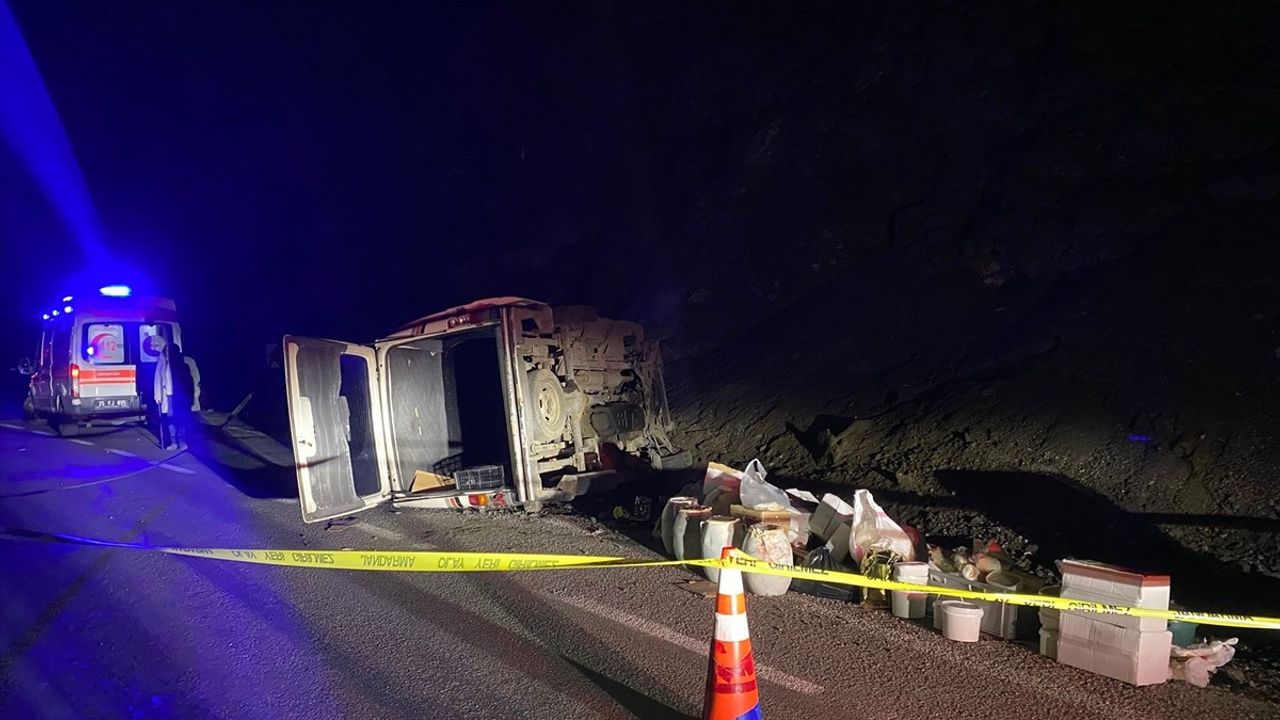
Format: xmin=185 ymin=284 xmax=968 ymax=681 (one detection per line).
xmin=2 ymin=1 xmax=731 ymax=407
xmin=3 ymin=1 xmax=1278 ymax=418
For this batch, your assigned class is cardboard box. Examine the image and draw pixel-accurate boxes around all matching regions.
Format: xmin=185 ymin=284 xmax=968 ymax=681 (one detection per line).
xmin=1057 ymin=613 xmax=1171 ymax=686
xmin=1061 ymin=559 xmax=1170 ymax=632
xmin=731 ymin=503 xmax=811 ymax=544
xmin=410 ymin=470 xmax=455 ymax=493
xmin=1060 ymin=611 xmax=1161 ymax=653
xmin=826 ymin=522 xmax=852 ymax=564
xmin=729 ymin=504 xmax=793 ymax=525
xmin=810 ymin=493 xmax=853 ymax=542
xmin=790 ymin=510 xmax=811 ymax=541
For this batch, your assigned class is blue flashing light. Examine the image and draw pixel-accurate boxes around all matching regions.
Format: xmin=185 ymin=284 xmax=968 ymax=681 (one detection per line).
xmin=99 ymin=284 xmax=132 ymax=297
xmin=42 ymin=313 xmax=50 ymax=320
xmin=64 ymin=305 xmax=73 ymax=313
xmin=62 ymin=295 xmax=73 ymax=302
xmin=52 ymin=309 xmax=60 ymax=316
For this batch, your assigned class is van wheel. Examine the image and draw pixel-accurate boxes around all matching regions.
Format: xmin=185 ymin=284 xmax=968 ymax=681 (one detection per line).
xmin=53 ymin=419 xmax=80 ymax=437
xmin=526 ymin=370 xmax=569 ymax=442
xmin=51 ymin=400 xmax=80 ymax=437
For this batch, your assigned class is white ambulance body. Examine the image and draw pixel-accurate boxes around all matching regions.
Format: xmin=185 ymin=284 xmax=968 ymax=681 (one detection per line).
xmin=25 ymin=288 xmax=182 ymax=435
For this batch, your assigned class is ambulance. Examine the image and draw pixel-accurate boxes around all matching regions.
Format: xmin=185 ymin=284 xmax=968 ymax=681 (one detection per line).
xmin=21 ymin=285 xmax=183 ymax=436
xmin=282 ymin=297 xmax=689 ymax=521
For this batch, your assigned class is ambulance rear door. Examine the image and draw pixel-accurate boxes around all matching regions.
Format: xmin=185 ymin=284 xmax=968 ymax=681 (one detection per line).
xmin=77 ymin=320 xmax=137 ymax=409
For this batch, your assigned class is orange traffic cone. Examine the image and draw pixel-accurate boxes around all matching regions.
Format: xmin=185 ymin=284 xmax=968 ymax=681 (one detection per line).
xmin=703 ymin=546 xmax=763 ymax=720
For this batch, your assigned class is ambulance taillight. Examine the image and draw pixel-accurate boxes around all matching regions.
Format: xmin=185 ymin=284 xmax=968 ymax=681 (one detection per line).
xmin=70 ymin=364 xmax=81 ymax=399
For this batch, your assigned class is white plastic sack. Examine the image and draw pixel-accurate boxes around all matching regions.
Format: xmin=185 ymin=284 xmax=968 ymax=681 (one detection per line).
xmin=1170 ymin=638 xmax=1238 ymax=688
xmin=739 ymin=459 xmax=790 ymax=511
xmin=849 ymin=488 xmax=915 ymax=563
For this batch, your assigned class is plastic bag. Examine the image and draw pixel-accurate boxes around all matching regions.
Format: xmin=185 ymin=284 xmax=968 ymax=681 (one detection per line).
xmin=1170 ymin=638 xmax=1238 ymax=688
xmin=739 ymin=459 xmax=790 ymax=511
xmin=859 ymin=548 xmax=900 ymax=608
xmin=849 ymin=489 xmax=915 ymax=564
xmin=792 ymin=547 xmax=858 ymax=601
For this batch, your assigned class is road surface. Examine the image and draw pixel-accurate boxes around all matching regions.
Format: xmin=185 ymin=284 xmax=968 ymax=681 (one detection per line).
xmin=0 ymin=417 xmax=1275 ymax=719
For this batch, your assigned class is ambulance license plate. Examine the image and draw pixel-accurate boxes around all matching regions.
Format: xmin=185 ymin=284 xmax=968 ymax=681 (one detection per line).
xmin=95 ymin=398 xmax=131 ymax=409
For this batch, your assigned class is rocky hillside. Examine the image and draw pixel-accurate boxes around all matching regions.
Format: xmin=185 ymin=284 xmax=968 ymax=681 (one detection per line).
xmin=628 ymin=0 xmax=1280 ymax=650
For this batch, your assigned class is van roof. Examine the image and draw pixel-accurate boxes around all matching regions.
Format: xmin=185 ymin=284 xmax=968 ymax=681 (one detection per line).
xmin=48 ymin=296 xmax=179 ymax=324
xmin=388 ymin=296 xmax=546 ymax=336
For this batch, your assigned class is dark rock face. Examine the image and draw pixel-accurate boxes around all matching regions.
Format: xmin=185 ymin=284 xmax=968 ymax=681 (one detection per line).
xmin=597 ymin=2 xmax=1280 ymax=554
xmin=590 ymin=2 xmax=1280 ymax=693
xmin=499 ymin=5 xmax=1280 ymax=679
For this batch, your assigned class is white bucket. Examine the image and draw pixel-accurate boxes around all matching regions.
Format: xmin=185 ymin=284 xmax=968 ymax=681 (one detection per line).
xmin=672 ymin=506 xmax=711 ymax=565
xmin=659 ymin=497 xmax=698 ymax=556
xmin=891 ymin=561 xmax=930 ymax=619
xmin=941 ymin=601 xmax=984 ymax=642
xmin=699 ymin=516 xmax=739 ymax=582
xmin=1039 ymin=628 xmax=1059 ymax=659
xmin=1038 ymin=585 xmax=1061 ymax=631
xmin=742 ymin=524 xmax=793 ymax=596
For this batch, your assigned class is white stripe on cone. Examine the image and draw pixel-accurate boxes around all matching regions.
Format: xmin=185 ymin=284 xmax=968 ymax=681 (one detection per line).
xmin=714 ymin=613 xmax=751 ymax=642
xmin=718 ymin=566 xmax=744 ymax=596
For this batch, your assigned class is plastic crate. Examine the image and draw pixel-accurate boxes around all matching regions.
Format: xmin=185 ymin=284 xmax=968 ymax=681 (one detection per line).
xmin=454 ymin=465 xmax=505 ymax=492
xmin=431 ymin=454 xmax=464 ymax=476
xmin=926 ymin=567 xmax=1039 ymax=640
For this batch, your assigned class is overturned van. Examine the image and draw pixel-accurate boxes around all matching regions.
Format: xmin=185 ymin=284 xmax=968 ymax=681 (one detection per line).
xmin=283 ymin=297 xmax=687 ymax=522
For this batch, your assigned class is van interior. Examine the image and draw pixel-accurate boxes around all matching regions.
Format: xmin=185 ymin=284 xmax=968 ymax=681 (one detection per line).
xmin=289 ymin=328 xmax=515 ymax=520
xmin=384 ymin=327 xmax=512 ymax=495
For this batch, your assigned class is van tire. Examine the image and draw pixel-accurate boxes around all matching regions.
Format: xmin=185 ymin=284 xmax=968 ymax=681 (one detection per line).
xmin=52 ymin=418 xmax=81 ymax=437
xmin=51 ymin=399 xmax=80 ymax=437
xmin=525 ymin=370 xmax=569 ymax=442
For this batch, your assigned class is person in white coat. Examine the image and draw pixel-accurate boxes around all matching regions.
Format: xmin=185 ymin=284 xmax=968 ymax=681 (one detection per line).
xmin=152 ymin=336 xmax=177 ymax=449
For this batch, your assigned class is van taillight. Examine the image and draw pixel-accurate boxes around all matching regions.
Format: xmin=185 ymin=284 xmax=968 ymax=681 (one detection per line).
xmin=70 ymin=364 xmax=81 ymax=398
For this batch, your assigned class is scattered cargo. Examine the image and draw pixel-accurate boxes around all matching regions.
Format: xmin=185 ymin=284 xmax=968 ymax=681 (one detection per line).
xmin=651 ymin=458 xmax=1244 ymax=690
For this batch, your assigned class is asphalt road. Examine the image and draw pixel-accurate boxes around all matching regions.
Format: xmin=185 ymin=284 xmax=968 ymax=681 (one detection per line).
xmin=1 ymin=418 xmax=1276 ymax=720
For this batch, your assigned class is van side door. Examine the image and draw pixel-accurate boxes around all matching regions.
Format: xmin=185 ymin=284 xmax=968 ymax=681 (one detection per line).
xmin=32 ymin=330 xmax=54 ymax=411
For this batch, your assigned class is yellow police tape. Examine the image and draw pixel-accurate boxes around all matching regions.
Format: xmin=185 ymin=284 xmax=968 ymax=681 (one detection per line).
xmin=716 ymin=551 xmax=1280 ymax=632
xmin=4 ymin=528 xmax=1277 ymax=631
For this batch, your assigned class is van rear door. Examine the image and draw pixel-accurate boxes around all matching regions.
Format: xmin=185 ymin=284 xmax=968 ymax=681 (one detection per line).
xmin=283 ymin=336 xmax=392 ymax=523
